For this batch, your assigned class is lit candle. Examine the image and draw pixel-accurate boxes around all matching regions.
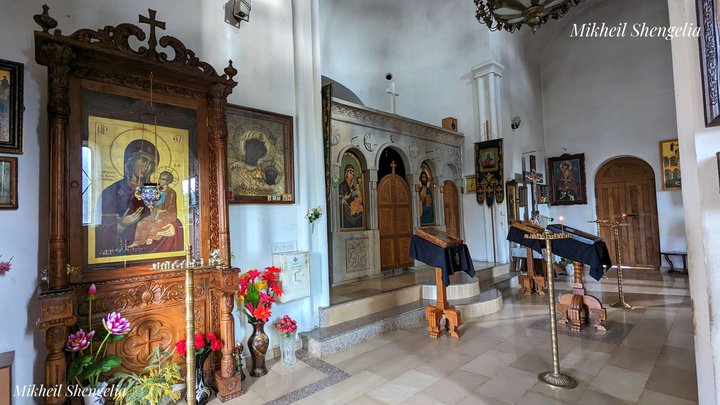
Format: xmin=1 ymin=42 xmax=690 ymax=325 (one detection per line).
xmin=558 ymin=215 xmax=565 ymax=233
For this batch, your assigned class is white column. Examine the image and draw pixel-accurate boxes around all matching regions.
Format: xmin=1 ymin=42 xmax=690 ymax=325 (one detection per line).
xmin=435 ymin=176 xmax=446 ymax=228
xmin=292 ymin=0 xmax=329 ymax=318
xmin=471 ymin=60 xmax=508 ymax=264
xmin=367 ymin=169 xmax=379 ymax=229
xmin=668 ymin=0 xmax=716 ymax=402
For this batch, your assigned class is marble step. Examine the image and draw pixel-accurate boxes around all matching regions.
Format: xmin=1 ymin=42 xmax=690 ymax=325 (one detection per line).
xmin=319 ymin=284 xmax=421 ymax=327
xmin=302 ymin=289 xmax=503 ymax=358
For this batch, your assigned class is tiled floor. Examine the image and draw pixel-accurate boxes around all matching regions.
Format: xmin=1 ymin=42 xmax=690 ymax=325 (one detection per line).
xmin=217 ymin=268 xmax=696 ymax=404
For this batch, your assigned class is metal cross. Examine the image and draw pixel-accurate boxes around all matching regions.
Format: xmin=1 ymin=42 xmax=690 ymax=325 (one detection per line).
xmin=139 ymin=9 xmax=166 ymax=53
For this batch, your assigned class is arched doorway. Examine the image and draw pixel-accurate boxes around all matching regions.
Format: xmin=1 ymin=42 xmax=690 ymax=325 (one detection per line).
xmin=595 ymin=157 xmax=660 ymax=269
xmin=443 ymin=180 xmax=460 ymax=238
xmin=378 ymin=151 xmax=413 ymax=271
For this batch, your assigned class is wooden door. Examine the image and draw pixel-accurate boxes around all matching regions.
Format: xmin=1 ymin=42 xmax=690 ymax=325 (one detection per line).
xmin=443 ymin=180 xmax=460 ymax=238
xmin=595 ymin=157 xmax=660 ymax=268
xmin=378 ymin=173 xmax=414 ymax=271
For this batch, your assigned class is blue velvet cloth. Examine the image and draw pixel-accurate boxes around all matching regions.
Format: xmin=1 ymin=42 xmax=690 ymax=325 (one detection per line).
xmin=506 ymin=226 xmax=612 ymax=281
xmin=409 ymin=235 xmax=476 ymax=286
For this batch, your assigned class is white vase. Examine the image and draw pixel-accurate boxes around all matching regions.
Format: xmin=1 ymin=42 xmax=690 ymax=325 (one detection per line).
xmin=158 ymin=383 xmax=187 ymax=405
xmin=82 ymin=381 xmax=108 ymax=405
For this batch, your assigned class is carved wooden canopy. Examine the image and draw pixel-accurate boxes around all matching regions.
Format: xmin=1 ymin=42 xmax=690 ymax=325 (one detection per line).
xmin=34 ymin=5 xmax=242 ymax=403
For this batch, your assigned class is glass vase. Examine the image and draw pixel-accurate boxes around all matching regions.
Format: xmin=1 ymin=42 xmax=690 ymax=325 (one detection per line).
xmin=279 ymin=332 xmax=297 ymax=366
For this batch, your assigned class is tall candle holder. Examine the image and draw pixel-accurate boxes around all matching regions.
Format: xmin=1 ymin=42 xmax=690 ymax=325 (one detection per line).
xmin=590 ymin=216 xmax=633 ymax=309
xmin=525 ymin=231 xmax=577 ymax=389
xmin=184 ymin=245 xmax=197 ymax=405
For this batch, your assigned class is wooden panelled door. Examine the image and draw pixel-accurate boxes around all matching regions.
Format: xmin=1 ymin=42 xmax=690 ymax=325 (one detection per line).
xmin=443 ymin=180 xmax=461 ymax=238
xmin=378 ymin=171 xmax=414 ymax=271
xmin=595 ymin=157 xmax=660 ymax=269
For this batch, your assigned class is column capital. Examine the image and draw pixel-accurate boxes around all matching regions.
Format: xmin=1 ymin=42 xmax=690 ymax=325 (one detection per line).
xmin=472 ymin=60 xmax=505 ymax=79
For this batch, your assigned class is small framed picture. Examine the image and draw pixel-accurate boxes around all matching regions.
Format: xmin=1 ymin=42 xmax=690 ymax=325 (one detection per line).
xmin=465 ymin=175 xmax=476 ymax=193
xmin=659 ymin=139 xmax=681 ymax=190
xmin=0 ymin=156 xmax=17 ymax=209
xmin=0 ymin=59 xmax=23 ymax=154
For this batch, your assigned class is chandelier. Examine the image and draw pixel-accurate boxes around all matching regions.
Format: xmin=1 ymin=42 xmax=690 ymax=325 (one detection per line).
xmin=474 ymin=0 xmax=583 ymax=33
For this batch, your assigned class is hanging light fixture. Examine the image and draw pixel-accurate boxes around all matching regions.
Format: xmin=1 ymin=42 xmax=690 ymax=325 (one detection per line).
xmin=134 ymin=73 xmax=162 ymax=209
xmin=474 ymin=0 xmax=583 ymax=33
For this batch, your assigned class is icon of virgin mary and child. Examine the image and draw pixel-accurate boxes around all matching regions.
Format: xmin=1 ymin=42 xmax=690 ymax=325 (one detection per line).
xmin=95 ymin=139 xmax=183 ymax=258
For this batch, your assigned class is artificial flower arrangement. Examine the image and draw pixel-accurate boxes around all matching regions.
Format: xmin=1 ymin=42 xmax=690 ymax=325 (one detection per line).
xmin=174 ymin=332 xmax=224 ymax=357
xmin=111 ymin=347 xmax=183 ymax=405
xmin=275 ymin=315 xmax=297 ymax=337
xmin=0 ymin=255 xmax=12 ymax=275
xmin=237 ymin=267 xmax=283 ymax=323
xmin=307 ymin=205 xmax=323 ymax=233
xmin=66 ymin=283 xmax=131 ymax=389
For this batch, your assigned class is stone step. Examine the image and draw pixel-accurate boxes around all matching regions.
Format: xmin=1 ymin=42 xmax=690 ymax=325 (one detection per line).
xmin=303 ymin=287 xmax=504 ymax=358
xmin=319 ymin=284 xmax=421 ymax=327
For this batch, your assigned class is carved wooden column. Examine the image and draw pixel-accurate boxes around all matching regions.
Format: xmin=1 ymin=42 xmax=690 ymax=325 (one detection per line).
xmin=208 ymin=74 xmax=241 ymax=401
xmin=214 ymin=270 xmax=241 ymax=401
xmin=37 ymin=40 xmax=73 ymax=289
xmin=207 ymin=78 xmax=235 ymax=263
xmin=38 ymin=290 xmax=76 ymax=405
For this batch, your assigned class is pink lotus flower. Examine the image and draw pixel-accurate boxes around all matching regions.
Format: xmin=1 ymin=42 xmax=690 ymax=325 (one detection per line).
xmin=102 ymin=312 xmax=130 ymax=335
xmin=66 ymin=329 xmax=95 ymax=352
xmin=87 ymin=284 xmax=96 ymax=298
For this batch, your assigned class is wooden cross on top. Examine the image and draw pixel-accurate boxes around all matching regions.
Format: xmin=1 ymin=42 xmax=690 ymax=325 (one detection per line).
xmin=139 ymin=9 xmax=166 ymax=52
xmin=390 ymin=160 xmax=397 ymax=174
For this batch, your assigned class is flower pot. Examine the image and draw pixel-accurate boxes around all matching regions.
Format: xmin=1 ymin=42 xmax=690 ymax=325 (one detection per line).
xmin=157 ymin=383 xmax=187 ymax=405
xmin=248 ymin=321 xmax=269 ymax=377
xmin=82 ymin=381 xmax=107 ymax=405
xmin=279 ymin=332 xmax=297 ymax=366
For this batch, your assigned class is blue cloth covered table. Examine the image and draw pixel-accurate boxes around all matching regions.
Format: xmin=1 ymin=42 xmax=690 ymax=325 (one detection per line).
xmin=409 ymin=235 xmax=476 ymax=286
xmin=506 ymin=226 xmax=612 ymax=281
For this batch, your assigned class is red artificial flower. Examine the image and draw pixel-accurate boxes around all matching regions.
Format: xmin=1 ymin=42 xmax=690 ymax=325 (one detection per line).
xmin=253 ymin=306 xmax=272 ymax=322
xmin=206 ymin=332 xmax=217 ymax=342
xmin=262 ymin=271 xmax=277 ymax=283
xmin=271 ymin=282 xmax=283 ymax=296
xmin=265 ymin=266 xmax=281 ymax=274
xmin=176 ymin=339 xmax=187 ymax=356
xmin=247 ymin=269 xmax=261 ymax=280
xmin=258 ymin=292 xmax=275 ymax=306
xmin=211 ymin=338 xmax=223 ymax=351
xmin=195 ymin=333 xmax=206 ymax=350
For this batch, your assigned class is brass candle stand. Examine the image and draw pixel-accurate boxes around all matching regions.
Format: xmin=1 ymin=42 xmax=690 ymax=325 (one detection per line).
xmin=169 ymin=245 xmax=228 ymax=405
xmin=525 ymin=231 xmax=577 ymax=389
xmin=184 ymin=245 xmax=197 ymax=405
xmin=591 ymin=217 xmax=633 ymax=309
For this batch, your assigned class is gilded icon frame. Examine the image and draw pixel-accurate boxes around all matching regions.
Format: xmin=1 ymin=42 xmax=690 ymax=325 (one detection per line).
xmin=0 ymin=59 xmax=23 ymax=154
xmin=226 ymin=105 xmax=295 ymax=204
xmin=0 ymin=156 xmax=17 ymax=209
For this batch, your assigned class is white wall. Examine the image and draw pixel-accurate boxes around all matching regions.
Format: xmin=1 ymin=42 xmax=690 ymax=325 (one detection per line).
xmin=540 ymin=0 xmax=687 ymax=257
xmin=0 ymin=0 xmax=326 ymax=400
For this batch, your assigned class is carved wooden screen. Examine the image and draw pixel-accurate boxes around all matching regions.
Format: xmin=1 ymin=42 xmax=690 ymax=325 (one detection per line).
xmin=33 ymin=6 xmax=242 ymax=403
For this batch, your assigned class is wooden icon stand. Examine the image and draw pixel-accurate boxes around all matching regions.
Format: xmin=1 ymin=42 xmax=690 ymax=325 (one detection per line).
xmin=425 ymin=267 xmax=461 ymax=338
xmin=556 ymin=261 xmax=607 ymax=333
